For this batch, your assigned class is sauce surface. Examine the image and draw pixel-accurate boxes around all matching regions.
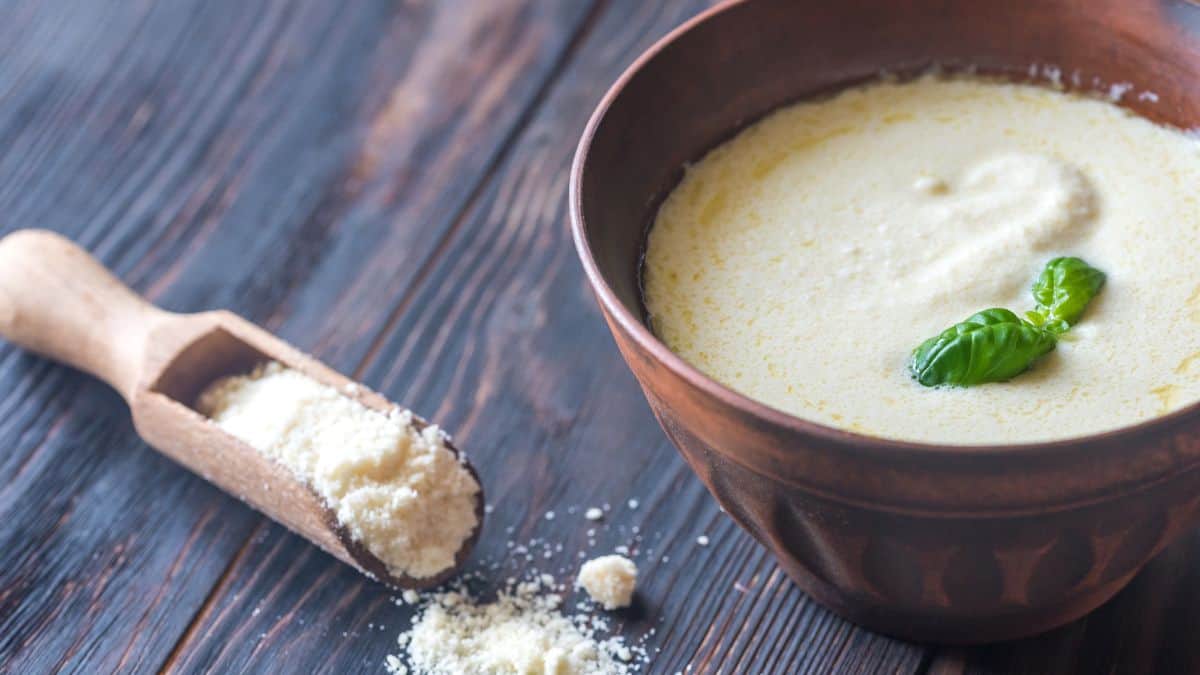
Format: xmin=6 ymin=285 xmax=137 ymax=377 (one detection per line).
xmin=643 ymin=77 xmax=1200 ymax=444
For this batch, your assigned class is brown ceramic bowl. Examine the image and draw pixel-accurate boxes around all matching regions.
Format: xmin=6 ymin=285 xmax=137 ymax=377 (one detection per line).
xmin=569 ymin=0 xmax=1200 ymax=644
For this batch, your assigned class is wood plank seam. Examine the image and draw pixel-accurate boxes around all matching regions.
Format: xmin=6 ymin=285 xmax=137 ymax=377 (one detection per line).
xmin=348 ymin=0 xmax=611 ymax=382
xmin=112 ymin=503 xmax=222 ymax=673
xmin=74 ymin=1 xmax=293 ymax=261
xmin=155 ymin=520 xmax=268 ymax=675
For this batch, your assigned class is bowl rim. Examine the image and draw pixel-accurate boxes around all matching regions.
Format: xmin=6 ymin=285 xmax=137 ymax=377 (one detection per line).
xmin=568 ymin=0 xmax=1200 ymax=461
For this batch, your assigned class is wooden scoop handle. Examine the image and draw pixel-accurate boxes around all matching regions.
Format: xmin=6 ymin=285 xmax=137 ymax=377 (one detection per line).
xmin=0 ymin=229 xmax=167 ymax=399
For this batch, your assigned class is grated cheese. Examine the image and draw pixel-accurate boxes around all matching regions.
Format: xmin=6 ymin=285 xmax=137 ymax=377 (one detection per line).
xmin=392 ymin=576 xmax=641 ymax=674
xmin=198 ymin=362 xmax=480 ymax=580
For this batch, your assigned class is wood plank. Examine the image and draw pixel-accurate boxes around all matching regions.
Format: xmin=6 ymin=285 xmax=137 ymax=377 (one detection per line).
xmin=0 ymin=0 xmax=598 ymax=672
xmin=163 ymin=1 xmax=929 ymax=672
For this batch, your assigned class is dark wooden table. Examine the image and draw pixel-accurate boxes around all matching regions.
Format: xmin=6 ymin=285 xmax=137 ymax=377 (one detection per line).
xmin=3 ymin=1 xmax=1200 ymax=673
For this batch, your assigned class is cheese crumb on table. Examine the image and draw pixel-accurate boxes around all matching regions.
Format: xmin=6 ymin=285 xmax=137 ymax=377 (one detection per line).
xmin=577 ymin=555 xmax=637 ymax=610
xmin=393 ymin=575 xmax=639 ymax=674
xmin=584 ymin=508 xmax=603 ymax=521
xmin=198 ymin=361 xmax=480 ymax=580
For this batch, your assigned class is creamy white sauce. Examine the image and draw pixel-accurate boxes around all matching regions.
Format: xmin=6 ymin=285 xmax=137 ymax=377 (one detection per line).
xmin=643 ymin=77 xmax=1200 ymax=444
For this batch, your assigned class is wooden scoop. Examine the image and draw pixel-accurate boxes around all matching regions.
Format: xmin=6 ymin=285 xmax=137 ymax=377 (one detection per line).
xmin=0 ymin=229 xmax=483 ymax=589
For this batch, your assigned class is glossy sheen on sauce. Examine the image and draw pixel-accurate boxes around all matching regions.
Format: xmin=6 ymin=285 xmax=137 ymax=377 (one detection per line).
xmin=643 ymin=77 xmax=1200 ymax=444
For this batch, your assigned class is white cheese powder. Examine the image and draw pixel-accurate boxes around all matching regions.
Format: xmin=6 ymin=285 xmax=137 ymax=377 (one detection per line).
xmin=392 ymin=576 xmax=640 ymax=675
xmin=198 ymin=362 xmax=480 ymax=580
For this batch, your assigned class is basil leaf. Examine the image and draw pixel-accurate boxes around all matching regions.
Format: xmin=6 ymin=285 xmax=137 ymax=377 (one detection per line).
xmin=910 ymin=308 xmax=1058 ymax=387
xmin=1023 ymin=310 xmax=1070 ymax=335
xmin=1031 ymin=257 xmax=1106 ymax=326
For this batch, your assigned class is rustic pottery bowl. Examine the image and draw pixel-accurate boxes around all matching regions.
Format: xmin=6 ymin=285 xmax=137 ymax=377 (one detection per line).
xmin=569 ymin=0 xmax=1200 ymax=644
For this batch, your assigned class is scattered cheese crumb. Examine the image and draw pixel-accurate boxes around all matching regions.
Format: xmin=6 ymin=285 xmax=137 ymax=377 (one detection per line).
xmin=198 ymin=362 xmax=481 ymax=580
xmin=545 ymin=511 xmax=556 ymax=520
xmin=1107 ymin=81 xmax=1134 ymax=101
xmin=577 ymin=555 xmax=638 ymax=610
xmin=584 ymin=508 xmax=604 ymax=521
xmin=385 ymin=654 xmax=407 ymax=674
xmin=696 ymin=535 xmax=709 ymax=547
xmin=393 ymin=576 xmax=639 ymax=674
xmin=626 ymin=499 xmax=638 ymax=510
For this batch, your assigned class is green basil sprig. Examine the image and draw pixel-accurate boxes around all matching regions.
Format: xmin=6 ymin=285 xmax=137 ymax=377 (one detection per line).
xmin=1027 ymin=256 xmax=1107 ymax=328
xmin=910 ymin=308 xmax=1058 ymax=387
xmin=910 ymin=257 xmax=1105 ymax=388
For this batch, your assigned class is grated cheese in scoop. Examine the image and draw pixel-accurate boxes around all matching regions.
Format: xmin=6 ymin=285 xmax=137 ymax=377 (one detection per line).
xmin=198 ymin=362 xmax=480 ymax=580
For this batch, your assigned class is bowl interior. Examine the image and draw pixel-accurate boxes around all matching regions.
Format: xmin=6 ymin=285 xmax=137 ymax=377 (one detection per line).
xmin=576 ymin=0 xmax=1200 ymax=337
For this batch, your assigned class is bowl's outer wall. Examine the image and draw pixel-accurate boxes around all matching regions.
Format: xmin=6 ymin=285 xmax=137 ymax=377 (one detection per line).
xmin=575 ymin=0 xmax=1200 ymax=643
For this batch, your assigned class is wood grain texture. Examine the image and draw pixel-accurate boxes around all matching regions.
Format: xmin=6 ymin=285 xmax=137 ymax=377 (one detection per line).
xmin=0 ymin=0 xmax=596 ymax=672
xmin=0 ymin=0 xmax=1199 ymax=673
